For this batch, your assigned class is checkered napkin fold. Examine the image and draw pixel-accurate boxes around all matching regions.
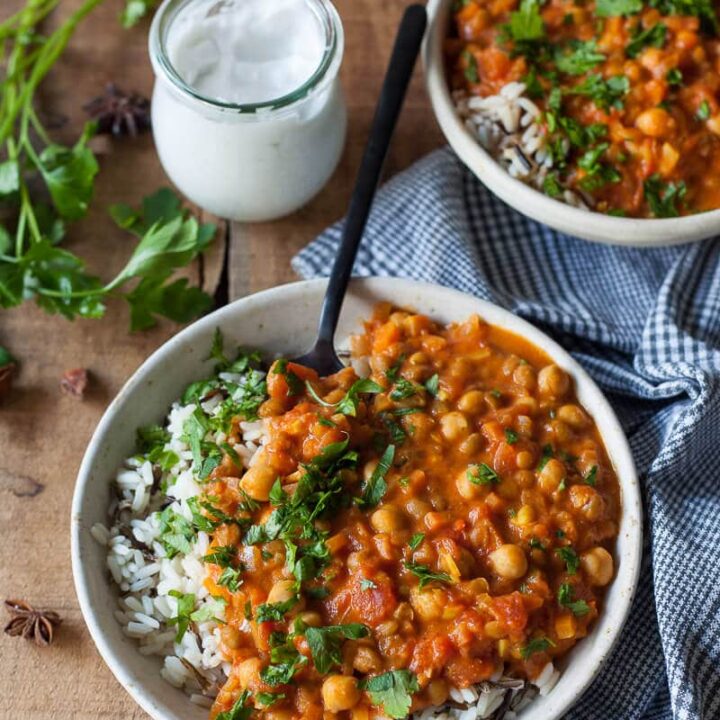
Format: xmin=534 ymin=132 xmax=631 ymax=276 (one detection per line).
xmin=293 ymin=147 xmax=720 ymax=720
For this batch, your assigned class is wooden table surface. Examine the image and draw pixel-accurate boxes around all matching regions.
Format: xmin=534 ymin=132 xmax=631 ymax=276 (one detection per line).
xmin=0 ymin=1 xmax=443 ymax=717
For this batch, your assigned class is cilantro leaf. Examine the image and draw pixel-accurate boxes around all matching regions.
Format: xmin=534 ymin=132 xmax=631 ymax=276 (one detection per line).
xmin=390 ymin=377 xmax=418 ymax=401
xmin=507 ymin=0 xmax=545 ymax=42
xmin=520 ymin=636 xmax=556 ymax=659
xmin=585 ymin=465 xmax=598 ymax=486
xmin=404 ymin=561 xmax=452 ymax=589
xmin=409 ymin=533 xmax=425 ymax=551
xmin=644 ymin=174 xmax=687 ymax=217
xmin=556 ymin=546 xmax=580 ymax=574
xmin=256 ymin=596 xmax=298 ymax=623
xmin=215 ymin=690 xmax=253 ymax=720
xmin=626 ymin=23 xmax=667 ymax=59
xmin=504 ymin=428 xmax=519 ymax=445
xmin=424 ymin=374 xmax=440 ymax=397
xmin=467 ymin=463 xmax=501 ymax=486
xmin=568 ymin=74 xmax=629 ymax=110
xmin=596 ymin=0 xmax=642 ymax=16
xmin=359 ymin=444 xmax=395 ymax=508
xmin=362 ymin=669 xmax=419 ymax=719
xmin=554 ymin=40 xmax=605 ymax=75
xmin=558 ymin=583 xmax=591 ymax=616
xmin=336 ymin=378 xmax=384 ymax=416
xmin=305 ymin=623 xmax=369 ymax=674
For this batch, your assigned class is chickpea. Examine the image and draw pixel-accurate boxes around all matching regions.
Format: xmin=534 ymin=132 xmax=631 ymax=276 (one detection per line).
xmin=427 ymin=679 xmax=449 ymax=706
xmin=635 ymin=107 xmax=674 ymax=138
xmin=459 ymin=432 xmax=483 ymax=456
xmin=538 ymin=365 xmax=570 ymax=398
xmin=352 ymin=645 xmax=383 ymax=673
xmin=410 ymin=586 xmax=446 ymax=621
xmin=515 ymin=504 xmax=536 ymax=526
xmin=240 ymin=461 xmax=277 ymax=501
xmin=370 ymin=504 xmax=407 ymax=533
xmin=569 ymin=485 xmax=605 ymax=521
xmin=516 ymin=450 xmax=534 ymax=470
xmin=408 ymin=351 xmax=429 ymax=366
xmin=557 ymin=404 xmax=589 ymax=430
xmin=322 ymin=675 xmax=361 ymax=712
xmin=550 ymin=420 xmax=571 ymax=444
xmin=458 ymin=390 xmax=485 ymax=414
xmin=220 ymin=625 xmax=243 ymax=650
xmin=440 ymin=411 xmax=470 ymax=442
xmin=405 ymin=497 xmax=432 ymax=520
xmin=236 ymin=657 xmax=262 ymax=690
xmin=538 ymin=458 xmax=566 ymax=494
xmin=298 ymin=611 xmax=323 ymax=627
xmin=496 ymin=476 xmax=519 ymax=501
xmin=488 ymin=544 xmax=528 ymax=580
xmin=456 ymin=468 xmax=483 ymax=500
xmin=515 ymin=469 xmax=536 ymax=488
xmin=581 ymin=547 xmax=614 ymax=586
xmin=267 ymin=578 xmax=296 ymax=604
xmin=513 ymin=363 xmax=536 ymax=390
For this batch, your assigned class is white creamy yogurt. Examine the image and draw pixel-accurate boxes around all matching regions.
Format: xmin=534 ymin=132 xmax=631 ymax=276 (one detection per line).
xmin=149 ymin=0 xmax=346 ymax=221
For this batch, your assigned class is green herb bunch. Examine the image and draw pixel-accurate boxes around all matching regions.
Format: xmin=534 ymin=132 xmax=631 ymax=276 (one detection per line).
xmin=0 ymin=0 xmax=216 ymax=330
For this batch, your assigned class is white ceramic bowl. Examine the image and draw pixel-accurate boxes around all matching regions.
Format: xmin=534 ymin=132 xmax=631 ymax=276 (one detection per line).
xmin=424 ymin=0 xmax=720 ymax=246
xmin=72 ymin=278 xmax=642 ymax=720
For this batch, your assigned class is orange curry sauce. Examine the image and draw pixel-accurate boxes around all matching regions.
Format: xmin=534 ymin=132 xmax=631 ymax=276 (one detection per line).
xmin=448 ymin=0 xmax=720 ymax=217
xmin=203 ymin=305 xmax=620 ymax=719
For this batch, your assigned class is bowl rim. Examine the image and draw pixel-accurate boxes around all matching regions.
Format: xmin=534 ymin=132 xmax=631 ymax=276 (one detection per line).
xmin=71 ymin=277 xmax=643 ymax=720
xmin=423 ymin=0 xmax=720 ymax=247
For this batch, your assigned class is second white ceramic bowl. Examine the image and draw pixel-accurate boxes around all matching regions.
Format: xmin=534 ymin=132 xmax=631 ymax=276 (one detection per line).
xmin=72 ymin=278 xmax=642 ymax=720
xmin=424 ymin=0 xmax=720 ymax=246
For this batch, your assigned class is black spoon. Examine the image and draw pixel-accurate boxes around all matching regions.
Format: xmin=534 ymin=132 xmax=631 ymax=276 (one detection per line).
xmin=292 ymin=4 xmax=428 ymax=375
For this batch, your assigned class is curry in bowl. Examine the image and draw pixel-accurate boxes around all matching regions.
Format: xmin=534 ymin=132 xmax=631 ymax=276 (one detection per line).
xmin=94 ymin=304 xmax=620 ymax=720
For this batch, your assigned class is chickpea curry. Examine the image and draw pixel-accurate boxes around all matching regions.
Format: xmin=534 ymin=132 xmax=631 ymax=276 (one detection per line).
xmin=200 ymin=305 xmax=620 ymax=720
xmin=448 ymin=0 xmax=720 ymax=217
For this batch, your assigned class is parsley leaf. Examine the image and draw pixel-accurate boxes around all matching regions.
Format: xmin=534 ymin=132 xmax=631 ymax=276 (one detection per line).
xmin=390 ymin=377 xmax=418 ymax=401
xmin=462 ymin=49 xmax=479 ymax=83
xmin=336 ymin=378 xmax=384 ymax=416
xmin=273 ymin=359 xmax=303 ymax=397
xmin=568 ymin=74 xmax=629 ymax=110
xmin=359 ymin=444 xmax=395 ymax=508
xmin=167 ymin=591 xmax=226 ymax=642
xmin=424 ymin=374 xmax=440 ymax=397
xmin=256 ymin=596 xmax=298 ymax=623
xmin=404 ymin=561 xmax=452 ymax=589
xmin=506 ymin=0 xmax=545 ymax=42
xmin=626 ymin=23 xmax=667 ymax=59
xmin=556 ymin=546 xmax=580 ymax=574
xmin=644 ymin=174 xmax=687 ymax=217
xmin=520 ymin=636 xmax=556 ymax=659
xmin=554 ymin=40 xmax=605 ymax=75
xmin=409 ymin=533 xmax=425 ymax=551
xmin=504 ymin=428 xmax=519 ymax=445
xmin=467 ymin=463 xmax=501 ymax=485
xmin=697 ymin=99 xmax=711 ymax=120
xmin=215 ymin=690 xmax=253 ymax=720
xmin=585 ymin=465 xmax=598 ymax=486
xmin=305 ymin=623 xmax=370 ymax=674
xmin=596 ymin=0 xmax=642 ymax=16
xmin=558 ymin=583 xmax=591 ymax=616
xmin=157 ymin=506 xmax=196 ymax=558
xmin=362 ymin=670 xmax=419 ymax=719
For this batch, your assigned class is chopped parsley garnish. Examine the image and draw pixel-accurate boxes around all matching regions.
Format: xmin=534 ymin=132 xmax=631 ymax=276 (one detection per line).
xmin=529 ymin=538 xmax=546 ymax=551
xmin=543 ymin=172 xmax=564 ymax=198
xmin=307 ymin=377 xmax=383 ymax=417
xmin=409 ymin=532 xmax=425 ymax=551
xmin=577 ymin=143 xmax=622 ymax=191
xmin=305 ymin=623 xmax=369 ymax=674
xmin=202 ymin=545 xmax=236 ymax=567
xmin=506 ymin=0 xmax=545 ymax=43
xmin=404 ymin=561 xmax=452 ymax=589
xmin=596 ymin=0 xmax=642 ymax=16
xmin=261 ymin=650 xmax=307 ymax=686
xmin=359 ymin=444 xmax=395 ymax=508
xmin=556 ymin=546 xmax=580 ymax=574
xmin=650 ymin=0 xmax=718 ymax=33
xmin=504 ymin=428 xmax=519 ymax=445
xmin=390 ymin=377 xmax=418 ymax=401
xmin=157 ymin=506 xmax=196 ymax=558
xmin=216 ymin=690 xmax=253 ymax=720
xmin=644 ymin=174 xmax=687 ymax=217
xmin=424 ymin=373 xmax=440 ymax=397
xmin=554 ymin=39 xmax=605 ymax=75
xmin=697 ymin=99 xmax=711 ymax=120
xmin=255 ymin=596 xmax=298 ymax=623
xmin=273 ymin=359 xmax=303 ymax=397
xmin=361 ymin=669 xmax=420 ymax=719
xmin=585 ymin=465 xmax=598 ymax=486
xmin=255 ymin=692 xmax=285 ymax=708
xmin=537 ymin=444 xmax=554 ymax=471
xmin=558 ymin=583 xmax=591 ymax=616
xmin=360 ymin=578 xmax=377 ymax=590
xmin=568 ymin=74 xmax=629 ymax=110
xmin=136 ymin=424 xmax=169 ymax=454
xmin=167 ymin=591 xmax=226 ymax=642
xmin=462 ymin=49 xmax=479 ymax=83
xmin=385 ymin=355 xmax=406 ymax=383
xmin=467 ymin=462 xmax=501 ymax=485
xmin=520 ymin=636 xmax=556 ymax=660
xmin=666 ymin=68 xmax=683 ymax=86
xmin=217 ymin=566 xmax=243 ymax=592
xmin=626 ymin=23 xmax=667 ymax=59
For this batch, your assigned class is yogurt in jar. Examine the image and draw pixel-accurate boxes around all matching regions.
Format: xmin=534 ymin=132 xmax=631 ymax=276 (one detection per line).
xmin=149 ymin=0 xmax=346 ymax=221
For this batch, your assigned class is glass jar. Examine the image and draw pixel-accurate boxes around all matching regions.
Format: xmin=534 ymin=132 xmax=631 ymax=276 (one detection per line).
xmin=149 ymin=0 xmax=346 ymax=222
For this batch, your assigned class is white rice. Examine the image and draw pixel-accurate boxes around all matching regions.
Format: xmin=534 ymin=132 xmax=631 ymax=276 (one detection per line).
xmin=454 ymin=83 xmax=593 ymax=211
xmin=92 ymin=357 xmax=560 ymax=717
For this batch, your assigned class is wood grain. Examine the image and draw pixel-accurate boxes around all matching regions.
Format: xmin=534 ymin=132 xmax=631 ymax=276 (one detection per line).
xmin=0 ymin=0 xmax=443 ymax=717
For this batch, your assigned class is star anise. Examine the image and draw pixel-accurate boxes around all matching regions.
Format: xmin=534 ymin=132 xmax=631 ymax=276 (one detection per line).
xmin=4 ymin=599 xmax=62 ymax=647
xmin=84 ymin=83 xmax=151 ymax=137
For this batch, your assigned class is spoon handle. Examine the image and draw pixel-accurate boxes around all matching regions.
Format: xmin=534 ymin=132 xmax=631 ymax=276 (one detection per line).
xmin=314 ymin=4 xmax=427 ymax=353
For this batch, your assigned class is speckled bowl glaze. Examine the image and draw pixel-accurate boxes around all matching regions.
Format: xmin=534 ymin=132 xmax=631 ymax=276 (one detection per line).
xmin=72 ymin=278 xmax=642 ymax=720
xmin=424 ymin=0 xmax=720 ymax=246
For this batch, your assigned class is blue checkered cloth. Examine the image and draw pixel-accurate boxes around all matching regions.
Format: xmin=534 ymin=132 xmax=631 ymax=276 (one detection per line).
xmin=293 ymin=147 xmax=720 ymax=720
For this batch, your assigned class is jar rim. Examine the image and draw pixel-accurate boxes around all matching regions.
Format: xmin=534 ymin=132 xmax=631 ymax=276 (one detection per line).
xmin=149 ymin=0 xmax=344 ymax=114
